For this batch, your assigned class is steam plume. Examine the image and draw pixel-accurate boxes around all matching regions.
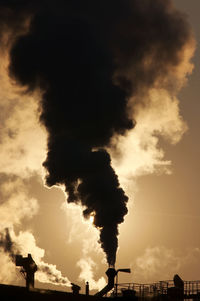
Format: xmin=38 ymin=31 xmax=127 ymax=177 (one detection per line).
xmin=0 ymin=44 xmax=70 ymax=286
xmin=2 ymin=0 xmax=194 ymax=266
xmin=0 ymin=228 xmax=71 ymax=287
xmin=37 ymin=263 xmax=71 ymax=287
xmin=14 ymin=231 xmax=71 ymax=287
xmin=0 ymin=228 xmax=16 ymax=260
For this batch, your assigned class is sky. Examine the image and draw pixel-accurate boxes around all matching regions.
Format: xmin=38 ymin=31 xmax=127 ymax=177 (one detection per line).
xmin=0 ymin=0 xmax=199 ymax=294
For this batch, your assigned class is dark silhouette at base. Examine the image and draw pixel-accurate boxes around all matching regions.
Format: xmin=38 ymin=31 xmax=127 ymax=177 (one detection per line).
xmin=16 ymin=253 xmax=37 ymax=290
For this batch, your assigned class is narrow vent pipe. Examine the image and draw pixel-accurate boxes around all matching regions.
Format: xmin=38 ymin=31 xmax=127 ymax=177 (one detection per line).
xmin=95 ymin=268 xmax=117 ymax=297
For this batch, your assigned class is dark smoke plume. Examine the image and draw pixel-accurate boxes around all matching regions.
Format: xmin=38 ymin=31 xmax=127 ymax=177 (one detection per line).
xmin=1 ymin=0 xmax=193 ymax=266
xmin=0 ymin=228 xmax=16 ymax=261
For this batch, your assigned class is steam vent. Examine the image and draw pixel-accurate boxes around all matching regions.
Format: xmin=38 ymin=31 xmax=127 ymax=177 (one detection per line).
xmin=2 ymin=261 xmax=200 ymax=300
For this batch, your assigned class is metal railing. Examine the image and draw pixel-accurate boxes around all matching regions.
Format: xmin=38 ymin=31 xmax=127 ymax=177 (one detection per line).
xmin=115 ymin=280 xmax=200 ymax=299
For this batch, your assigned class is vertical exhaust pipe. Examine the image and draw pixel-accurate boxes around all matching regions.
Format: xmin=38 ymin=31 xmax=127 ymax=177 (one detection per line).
xmin=95 ymin=268 xmax=117 ymax=297
xmin=16 ymin=254 xmax=37 ymax=290
xmin=85 ymin=281 xmax=89 ymax=296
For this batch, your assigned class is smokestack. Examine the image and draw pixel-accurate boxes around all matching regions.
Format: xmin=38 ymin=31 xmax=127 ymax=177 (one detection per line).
xmin=0 ymin=229 xmax=37 ymax=289
xmin=71 ymin=283 xmax=81 ymax=295
xmin=94 ymin=268 xmax=117 ymax=297
xmin=16 ymin=253 xmax=37 ymax=290
xmin=85 ymin=281 xmax=89 ymax=296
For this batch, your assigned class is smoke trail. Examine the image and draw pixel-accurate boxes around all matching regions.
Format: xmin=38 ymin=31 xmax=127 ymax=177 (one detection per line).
xmin=0 ymin=227 xmax=71 ymax=287
xmin=77 ymin=257 xmax=106 ymax=291
xmin=0 ymin=228 xmax=20 ymax=284
xmin=2 ymin=0 xmax=194 ymax=266
xmin=13 ymin=231 xmax=71 ymax=287
xmin=37 ymin=263 xmax=71 ymax=287
xmin=0 ymin=44 xmax=70 ymax=286
xmin=0 ymin=21 xmax=72 ymax=287
xmin=62 ymin=202 xmax=106 ymax=290
xmin=0 ymin=228 xmax=16 ymax=260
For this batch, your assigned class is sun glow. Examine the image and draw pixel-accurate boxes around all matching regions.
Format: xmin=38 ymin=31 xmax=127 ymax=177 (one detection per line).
xmin=89 ymin=214 xmax=94 ymax=224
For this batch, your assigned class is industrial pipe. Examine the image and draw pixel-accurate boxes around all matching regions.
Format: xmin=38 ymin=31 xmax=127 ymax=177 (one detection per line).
xmin=95 ymin=268 xmax=117 ymax=297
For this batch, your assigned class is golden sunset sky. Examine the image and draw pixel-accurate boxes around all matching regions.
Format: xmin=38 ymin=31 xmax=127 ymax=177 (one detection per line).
xmin=0 ymin=0 xmax=199 ymax=294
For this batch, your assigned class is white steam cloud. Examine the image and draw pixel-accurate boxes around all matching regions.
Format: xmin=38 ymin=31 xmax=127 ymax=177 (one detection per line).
xmin=62 ymin=203 xmax=106 ymax=291
xmin=0 ymin=48 xmax=71 ymax=288
xmin=110 ymin=35 xmax=195 ymax=194
xmin=111 ymin=89 xmax=188 ymax=181
xmin=13 ymin=231 xmax=71 ymax=287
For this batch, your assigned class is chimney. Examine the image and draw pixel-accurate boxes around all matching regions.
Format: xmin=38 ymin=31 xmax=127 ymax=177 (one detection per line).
xmin=94 ymin=268 xmax=117 ymax=297
xmin=16 ymin=253 xmax=37 ymax=290
xmin=85 ymin=281 xmax=89 ymax=296
xmin=71 ymin=283 xmax=81 ymax=295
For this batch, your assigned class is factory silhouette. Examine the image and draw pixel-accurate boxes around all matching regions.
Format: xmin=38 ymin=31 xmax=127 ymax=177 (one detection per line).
xmin=0 ymin=252 xmax=199 ymax=300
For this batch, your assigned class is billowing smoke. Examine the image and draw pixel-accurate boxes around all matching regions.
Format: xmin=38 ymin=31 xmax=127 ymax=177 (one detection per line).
xmin=15 ymin=231 xmax=72 ymax=288
xmin=0 ymin=228 xmax=16 ymax=260
xmin=0 ymin=22 xmax=70 ymax=287
xmin=1 ymin=0 xmax=194 ymax=266
xmin=0 ymin=227 xmax=71 ymax=287
xmin=37 ymin=263 xmax=71 ymax=287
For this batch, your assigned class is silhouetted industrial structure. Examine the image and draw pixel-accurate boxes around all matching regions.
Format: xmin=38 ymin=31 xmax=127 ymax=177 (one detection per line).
xmin=0 ymin=253 xmax=199 ymax=300
xmin=15 ymin=253 xmax=37 ymax=290
xmin=95 ymin=268 xmax=117 ymax=297
xmin=115 ymin=276 xmax=200 ymax=300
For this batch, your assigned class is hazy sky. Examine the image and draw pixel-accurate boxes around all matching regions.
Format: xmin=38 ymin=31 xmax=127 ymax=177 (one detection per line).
xmin=129 ymin=0 xmax=200 ymax=281
xmin=0 ymin=0 xmax=199 ymax=294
